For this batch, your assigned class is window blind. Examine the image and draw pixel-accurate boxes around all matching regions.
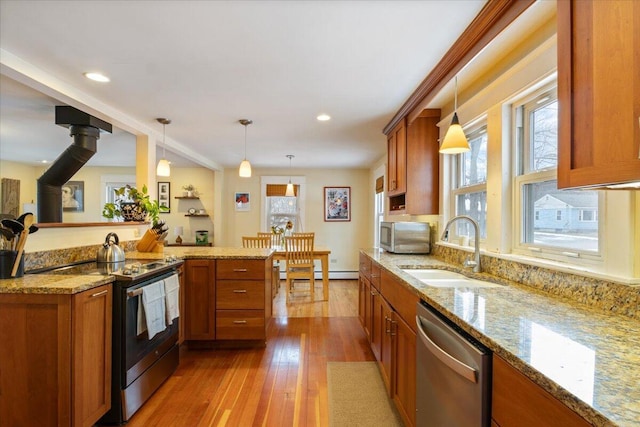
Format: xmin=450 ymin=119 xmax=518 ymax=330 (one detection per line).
xmin=266 ymin=184 xmax=298 ymax=197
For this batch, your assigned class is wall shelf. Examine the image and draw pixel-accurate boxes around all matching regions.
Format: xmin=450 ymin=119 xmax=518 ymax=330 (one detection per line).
xmin=175 ymin=196 xmax=200 ymax=200
xmin=185 ymin=214 xmax=209 ymax=217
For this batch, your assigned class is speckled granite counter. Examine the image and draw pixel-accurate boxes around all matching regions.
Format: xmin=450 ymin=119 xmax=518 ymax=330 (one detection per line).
xmin=3 ymin=247 xmax=272 ymax=295
xmin=0 ymin=273 xmax=114 ymax=294
xmin=128 ymin=246 xmax=274 ymax=260
xmin=362 ymin=249 xmax=640 ymax=427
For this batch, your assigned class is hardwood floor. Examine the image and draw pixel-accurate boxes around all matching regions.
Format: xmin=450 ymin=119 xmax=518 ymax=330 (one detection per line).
xmin=125 ymin=279 xmax=373 ymax=427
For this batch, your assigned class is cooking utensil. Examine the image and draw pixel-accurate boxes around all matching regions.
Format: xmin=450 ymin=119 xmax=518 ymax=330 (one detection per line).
xmin=29 ymin=224 xmax=39 ymax=234
xmin=1 ymin=219 xmax=24 ymax=251
xmin=11 ymin=213 xmax=33 ymax=277
xmin=97 ymin=232 xmax=125 ymax=263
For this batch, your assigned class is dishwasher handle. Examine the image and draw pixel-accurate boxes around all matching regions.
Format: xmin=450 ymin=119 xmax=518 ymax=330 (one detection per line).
xmin=416 ymin=315 xmax=478 ymax=383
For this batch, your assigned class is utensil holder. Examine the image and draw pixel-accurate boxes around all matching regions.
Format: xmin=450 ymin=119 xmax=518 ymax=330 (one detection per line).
xmin=0 ymin=250 xmax=24 ymax=279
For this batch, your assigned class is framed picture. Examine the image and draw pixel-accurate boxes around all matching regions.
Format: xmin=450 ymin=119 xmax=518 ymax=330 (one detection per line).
xmin=324 ymin=186 xmax=350 ymax=221
xmin=235 ymin=192 xmax=250 ymax=211
xmin=62 ymin=181 xmax=84 ymax=212
xmin=158 ymin=181 xmax=170 ymax=212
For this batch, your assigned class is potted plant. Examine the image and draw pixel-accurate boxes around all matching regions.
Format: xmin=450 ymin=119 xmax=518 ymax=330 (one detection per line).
xmin=102 ymin=184 xmax=168 ymax=226
xmin=182 ymin=184 xmax=196 ymax=197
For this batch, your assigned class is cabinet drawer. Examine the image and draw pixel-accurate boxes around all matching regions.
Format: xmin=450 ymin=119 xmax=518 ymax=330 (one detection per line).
xmin=216 ymin=281 xmax=265 ymax=309
xmin=370 ymin=262 xmax=381 ymax=290
xmin=216 ymin=259 xmax=265 ymax=280
xmin=216 ymin=310 xmax=265 ymax=340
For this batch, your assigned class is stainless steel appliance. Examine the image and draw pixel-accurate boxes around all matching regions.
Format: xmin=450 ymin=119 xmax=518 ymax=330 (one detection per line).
xmin=380 ymin=221 xmax=430 ymax=254
xmin=31 ymin=258 xmax=182 ymax=424
xmin=415 ymin=301 xmax=491 ymax=426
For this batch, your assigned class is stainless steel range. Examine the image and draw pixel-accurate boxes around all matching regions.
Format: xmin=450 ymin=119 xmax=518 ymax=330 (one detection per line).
xmin=32 ymin=258 xmax=183 ymax=424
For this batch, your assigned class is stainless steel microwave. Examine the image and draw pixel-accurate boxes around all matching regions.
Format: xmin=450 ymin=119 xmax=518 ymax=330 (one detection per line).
xmin=380 ymin=221 xmax=431 ymax=254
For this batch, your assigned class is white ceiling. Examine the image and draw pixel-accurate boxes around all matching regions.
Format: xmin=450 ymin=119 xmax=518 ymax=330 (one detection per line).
xmin=0 ymin=0 xmax=488 ymax=170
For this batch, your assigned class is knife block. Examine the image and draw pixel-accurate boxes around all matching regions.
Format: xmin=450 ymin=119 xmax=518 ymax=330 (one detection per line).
xmin=136 ymin=229 xmax=164 ymax=253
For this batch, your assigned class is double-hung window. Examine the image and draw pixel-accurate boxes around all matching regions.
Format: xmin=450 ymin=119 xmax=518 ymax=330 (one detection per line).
xmin=451 ymin=124 xmax=488 ymax=240
xmin=514 ymin=88 xmax=601 ymax=257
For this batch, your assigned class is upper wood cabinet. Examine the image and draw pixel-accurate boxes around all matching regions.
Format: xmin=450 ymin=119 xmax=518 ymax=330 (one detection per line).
xmin=557 ymin=0 xmax=640 ymax=188
xmin=387 ymin=118 xmax=407 ymax=197
xmin=386 ymin=111 xmax=440 ymax=215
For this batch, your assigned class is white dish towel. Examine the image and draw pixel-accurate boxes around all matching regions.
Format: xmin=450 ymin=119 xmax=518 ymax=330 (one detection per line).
xmin=137 ymin=280 xmax=167 ymax=339
xmin=164 ymin=273 xmax=180 ymax=325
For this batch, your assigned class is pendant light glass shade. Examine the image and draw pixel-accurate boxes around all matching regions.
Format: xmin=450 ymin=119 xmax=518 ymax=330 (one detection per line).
xmin=156 ymin=118 xmax=171 ymax=176
xmin=156 ymin=159 xmax=171 ymax=176
xmin=285 ymin=154 xmax=295 ymax=197
xmin=439 ymin=77 xmax=470 ymax=154
xmin=239 ymin=119 xmax=252 ymax=178
xmin=239 ymin=159 xmax=252 ymax=177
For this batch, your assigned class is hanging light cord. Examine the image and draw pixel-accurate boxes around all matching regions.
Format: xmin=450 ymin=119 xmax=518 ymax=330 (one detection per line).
xmin=162 ymin=123 xmax=167 ymax=158
xmin=454 ymin=75 xmax=458 ymax=111
xmin=244 ymin=124 xmax=248 ymax=159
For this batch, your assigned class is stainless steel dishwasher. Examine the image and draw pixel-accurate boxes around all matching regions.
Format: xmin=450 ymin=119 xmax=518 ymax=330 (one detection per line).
xmin=415 ymin=301 xmax=491 ymax=426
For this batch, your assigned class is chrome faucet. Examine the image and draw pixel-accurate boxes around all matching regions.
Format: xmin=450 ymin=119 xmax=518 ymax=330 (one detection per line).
xmin=441 ymin=215 xmax=481 ymax=273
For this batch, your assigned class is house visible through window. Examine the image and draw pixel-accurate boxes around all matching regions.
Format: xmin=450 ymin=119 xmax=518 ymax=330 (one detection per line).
xmin=515 ymin=88 xmax=600 ymax=254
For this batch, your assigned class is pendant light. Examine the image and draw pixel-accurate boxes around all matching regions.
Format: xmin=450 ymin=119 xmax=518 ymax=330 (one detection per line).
xmin=156 ymin=118 xmax=171 ymax=176
xmin=238 ymin=119 xmax=252 ymax=177
xmin=439 ymin=76 xmax=470 ymax=154
xmin=285 ymin=154 xmax=295 ymax=197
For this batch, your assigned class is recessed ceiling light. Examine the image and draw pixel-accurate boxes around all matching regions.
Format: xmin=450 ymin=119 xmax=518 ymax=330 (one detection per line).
xmin=317 ymin=114 xmax=331 ymax=121
xmin=41 ymin=160 xmax=48 ymax=164
xmin=83 ymin=72 xmax=110 ymax=82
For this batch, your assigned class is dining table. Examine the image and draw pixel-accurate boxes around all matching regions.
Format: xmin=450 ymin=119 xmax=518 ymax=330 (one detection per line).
xmin=271 ymin=246 xmax=331 ymax=300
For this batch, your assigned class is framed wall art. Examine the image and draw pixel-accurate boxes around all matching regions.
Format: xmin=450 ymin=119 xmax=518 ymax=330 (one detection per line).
xmin=62 ymin=180 xmax=84 ymax=212
xmin=235 ymin=192 xmax=250 ymax=211
xmin=158 ymin=181 xmax=170 ymax=212
xmin=324 ymin=186 xmax=350 ymax=221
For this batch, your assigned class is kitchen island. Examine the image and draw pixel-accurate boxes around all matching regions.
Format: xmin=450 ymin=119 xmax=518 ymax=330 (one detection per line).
xmin=361 ymin=248 xmax=639 ymax=427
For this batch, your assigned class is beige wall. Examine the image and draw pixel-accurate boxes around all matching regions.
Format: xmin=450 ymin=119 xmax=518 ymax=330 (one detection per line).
xmin=221 ymin=167 xmax=371 ymax=273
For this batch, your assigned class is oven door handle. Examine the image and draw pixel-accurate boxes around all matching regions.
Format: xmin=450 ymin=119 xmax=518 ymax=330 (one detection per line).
xmin=127 ymin=288 xmax=143 ymax=298
xmin=416 ymin=315 xmax=477 ymax=383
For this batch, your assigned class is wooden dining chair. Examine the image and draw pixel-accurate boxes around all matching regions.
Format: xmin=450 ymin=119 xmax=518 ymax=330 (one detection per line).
xmin=292 ymin=232 xmax=315 ymax=239
xmin=284 ymin=234 xmax=315 ymax=303
xmin=242 ymin=236 xmax=271 ymax=248
xmin=257 ymin=232 xmax=280 ymax=248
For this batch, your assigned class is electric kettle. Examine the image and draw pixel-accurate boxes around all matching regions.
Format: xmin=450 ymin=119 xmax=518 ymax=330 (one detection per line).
xmin=97 ymin=232 xmax=125 ymax=263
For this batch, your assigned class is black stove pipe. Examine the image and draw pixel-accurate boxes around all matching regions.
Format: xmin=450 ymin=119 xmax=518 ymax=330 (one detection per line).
xmin=37 ymin=106 xmax=112 ymax=223
xmin=37 ymin=125 xmax=99 ymax=223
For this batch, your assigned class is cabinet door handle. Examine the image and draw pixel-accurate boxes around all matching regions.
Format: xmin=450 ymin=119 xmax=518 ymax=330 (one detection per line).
xmin=233 ymin=268 xmax=248 ymax=272
xmin=385 ymin=316 xmax=391 ymax=334
xmin=233 ymin=289 xmax=247 ymax=293
xmin=370 ymin=290 xmax=377 ymax=296
xmin=390 ymin=320 xmax=397 ymax=336
xmin=91 ymin=289 xmax=109 ymax=298
xmin=233 ymin=320 xmax=248 ymax=324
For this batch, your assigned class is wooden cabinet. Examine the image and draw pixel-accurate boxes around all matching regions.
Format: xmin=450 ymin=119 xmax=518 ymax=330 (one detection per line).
xmin=358 ymin=253 xmax=417 ymax=427
xmin=492 ymin=354 xmax=590 ymax=427
xmin=386 ymin=111 xmax=440 ymax=214
xmin=215 ymin=259 xmax=271 ymax=341
xmin=392 ymin=313 xmax=416 ymax=427
xmin=184 ymin=259 xmax=216 ymax=340
xmin=557 ymin=0 xmax=640 ymax=188
xmin=0 ymin=284 xmax=112 ymax=427
xmin=387 ymin=118 xmax=407 ymax=197
xmin=183 ymin=257 xmax=272 ymax=343
xmin=177 ymin=263 xmax=185 ymax=344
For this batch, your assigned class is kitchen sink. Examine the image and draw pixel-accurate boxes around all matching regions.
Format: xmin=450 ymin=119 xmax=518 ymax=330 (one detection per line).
xmin=401 ymin=268 xmax=503 ymax=289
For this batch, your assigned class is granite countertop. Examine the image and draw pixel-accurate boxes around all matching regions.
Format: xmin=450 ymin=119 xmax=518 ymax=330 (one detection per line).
xmin=362 ymin=249 xmax=640 ymax=427
xmin=1 ymin=247 xmax=273 ymax=295
xmin=0 ymin=273 xmax=114 ymax=295
xmin=127 ymin=247 xmax=274 ymax=260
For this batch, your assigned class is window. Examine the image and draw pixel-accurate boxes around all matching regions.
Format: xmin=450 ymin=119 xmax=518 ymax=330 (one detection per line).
xmin=260 ymin=177 xmax=306 ymax=234
xmin=514 ymin=88 xmax=601 ymax=255
xmin=451 ymin=125 xmax=488 ymax=239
